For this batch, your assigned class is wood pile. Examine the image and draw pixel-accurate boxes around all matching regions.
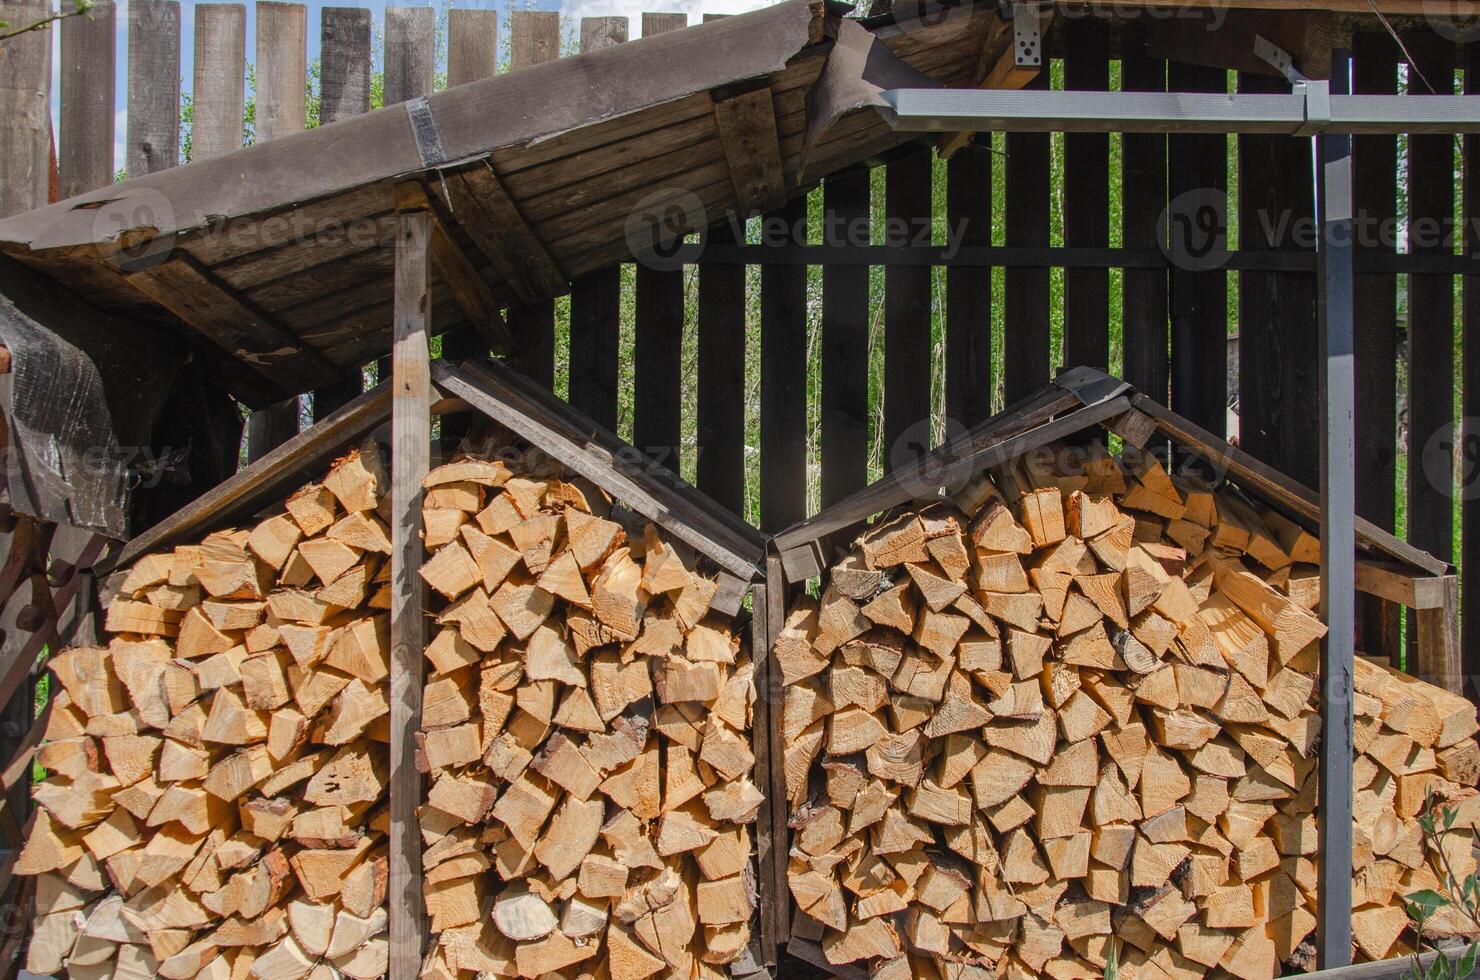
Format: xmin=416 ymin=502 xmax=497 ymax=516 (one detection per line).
xmin=779 ymin=448 xmax=1480 ymax=979
xmin=415 ymin=446 xmax=763 ymax=979
xmin=16 ymin=442 xmax=394 ymax=979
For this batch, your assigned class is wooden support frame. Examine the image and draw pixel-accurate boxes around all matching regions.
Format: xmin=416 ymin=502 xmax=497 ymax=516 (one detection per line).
xmin=437 ymin=160 xmax=568 ymax=306
xmin=712 ymin=86 xmax=788 ymax=216
xmin=395 ymin=180 xmax=516 ymax=355
xmin=388 ymin=209 xmax=432 ymax=980
xmin=127 ymin=252 xmax=337 ymax=394
xmin=938 ymin=6 xmax=1049 ymax=160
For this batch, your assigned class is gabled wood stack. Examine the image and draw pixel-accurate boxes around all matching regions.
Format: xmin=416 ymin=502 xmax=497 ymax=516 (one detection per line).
xmin=16 ymin=442 xmax=394 ymax=979
xmin=415 ymin=445 xmax=762 ymax=979
xmin=780 ymin=446 xmax=1480 ymax=979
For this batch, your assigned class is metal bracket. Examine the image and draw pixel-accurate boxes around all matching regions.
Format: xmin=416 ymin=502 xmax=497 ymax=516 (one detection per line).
xmin=1254 ymin=35 xmax=1306 ymax=85
xmin=1254 ymin=35 xmax=1329 ymax=137
xmin=1004 ymin=2 xmax=1043 ymax=69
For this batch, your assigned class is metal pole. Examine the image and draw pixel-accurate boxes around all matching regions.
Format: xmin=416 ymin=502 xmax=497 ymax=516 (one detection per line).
xmin=1315 ymin=50 xmax=1355 ymax=970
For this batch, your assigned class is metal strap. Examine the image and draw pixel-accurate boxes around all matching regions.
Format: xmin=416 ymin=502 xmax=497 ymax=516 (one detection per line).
xmin=405 ymin=97 xmax=448 ymax=168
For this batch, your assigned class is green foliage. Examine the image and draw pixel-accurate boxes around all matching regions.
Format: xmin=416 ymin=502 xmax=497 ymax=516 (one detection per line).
xmin=1403 ymin=792 xmax=1480 ymax=979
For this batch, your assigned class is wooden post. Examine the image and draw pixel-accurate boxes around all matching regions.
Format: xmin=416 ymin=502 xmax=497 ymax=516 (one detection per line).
xmin=1415 ymin=575 xmax=1462 ymax=696
xmin=389 ymin=210 xmax=432 ymax=980
xmin=58 ymin=0 xmax=115 ymax=197
xmin=246 ymin=0 xmax=307 ymax=462
xmin=763 ymin=552 xmax=791 ymax=946
xmin=191 ymin=4 xmax=245 ymax=162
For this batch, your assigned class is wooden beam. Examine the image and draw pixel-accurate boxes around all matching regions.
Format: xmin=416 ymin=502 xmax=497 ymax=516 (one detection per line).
xmin=438 ymin=161 xmax=568 ymax=307
xmin=1354 ymin=560 xmax=1451 ymax=610
xmin=99 ymin=381 xmax=392 ymax=573
xmin=1415 ymin=576 xmax=1462 ymax=696
xmin=748 ymin=575 xmax=778 ymax=965
xmin=388 ymin=210 xmax=432 ymax=980
xmin=712 ymin=87 xmax=787 ymax=216
xmin=1143 ymin=9 xmax=1338 ymax=79
xmin=127 ymin=252 xmax=336 ymax=393
xmin=394 ymin=181 xmax=516 ymax=355
xmin=431 ymin=357 xmax=765 ymax=580
xmin=939 ymin=9 xmax=1046 ymax=160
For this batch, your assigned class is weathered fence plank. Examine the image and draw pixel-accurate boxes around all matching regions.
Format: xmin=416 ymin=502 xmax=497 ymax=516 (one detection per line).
xmin=191 ymin=3 xmax=244 ymax=163
xmin=125 ymin=0 xmax=178 ymax=178
xmin=507 ymin=11 xmax=563 ymax=390
xmin=821 ymin=166 xmax=870 ymax=506
xmin=1465 ymin=41 xmax=1480 ymax=702
xmin=385 ymin=6 xmax=436 ymax=107
xmin=1063 ymin=18 xmax=1109 ymax=374
xmin=1239 ymin=71 xmax=1318 ymax=488
xmin=1003 ymin=70 xmax=1050 ymax=405
xmin=884 ymin=149 xmax=934 ymax=470
xmin=246 ymin=0 xmax=307 ymax=463
xmin=1353 ymin=32 xmax=1402 ymax=664
xmin=1167 ymin=60 xmax=1227 ymax=438
xmin=946 ymin=143 xmax=992 ymax=428
xmin=697 ymin=219 xmax=747 ymax=515
xmin=1120 ymin=26 xmax=1169 ymax=407
xmin=568 ymin=18 xmax=628 ymax=431
xmin=1405 ymin=31 xmax=1457 ymax=663
xmin=632 ymin=11 xmax=687 ymax=473
xmin=320 ymin=6 xmax=372 ymax=124
xmin=761 ymin=196 xmax=808 ymax=532
xmin=58 ymin=0 xmax=114 ymax=197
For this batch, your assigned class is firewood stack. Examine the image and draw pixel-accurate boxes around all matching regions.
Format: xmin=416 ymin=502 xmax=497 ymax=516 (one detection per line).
xmin=16 ymin=443 xmax=394 ymax=979
xmin=780 ymin=448 xmax=1480 ymax=978
xmin=415 ymin=446 xmax=762 ymax=979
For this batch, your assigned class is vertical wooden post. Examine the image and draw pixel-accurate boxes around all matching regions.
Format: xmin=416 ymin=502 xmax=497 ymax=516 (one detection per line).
xmin=747 ymin=576 xmax=777 ymax=965
xmin=1062 ymin=19 xmax=1109 ymax=375
xmin=384 ymin=6 xmax=436 ymax=107
xmin=125 ymin=0 xmax=178 ymax=179
xmin=763 ymin=552 xmax=791 ymax=946
xmin=884 ymin=149 xmax=933 ymax=469
xmin=1003 ymin=69 xmax=1051 ymax=406
xmin=1465 ymin=43 xmax=1480 ymax=705
xmin=58 ymin=0 xmax=115 ymax=197
xmin=1415 ymin=576 xmax=1462 ymax=696
xmin=1120 ymin=26 xmax=1169 ymax=408
xmin=389 ymin=210 xmax=433 ymax=980
xmin=191 ymin=4 xmax=246 ymax=163
xmin=945 ymin=145 xmax=992 ymax=428
xmin=759 ymin=196 xmax=807 ymax=533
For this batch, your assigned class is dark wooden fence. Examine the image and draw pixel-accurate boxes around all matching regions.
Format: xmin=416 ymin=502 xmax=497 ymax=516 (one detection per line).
xmin=1 ymin=6 xmax=1479 ymax=970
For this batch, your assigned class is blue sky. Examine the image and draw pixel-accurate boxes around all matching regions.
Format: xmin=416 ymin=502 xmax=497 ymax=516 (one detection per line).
xmin=51 ymin=0 xmax=775 ymax=172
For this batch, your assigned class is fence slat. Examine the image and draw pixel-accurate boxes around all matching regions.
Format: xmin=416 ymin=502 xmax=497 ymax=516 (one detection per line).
xmin=1120 ymin=27 xmax=1168 ymax=407
xmin=507 ymin=10 xmax=563 ymax=390
xmin=246 ymin=1 xmax=307 ymax=464
xmin=1353 ymin=32 xmax=1401 ymax=664
xmin=632 ymin=11 xmax=687 ymax=473
xmin=320 ymin=6 xmax=371 ymax=124
xmin=697 ymin=219 xmax=746 ymax=515
xmin=1063 ymin=19 xmax=1109 ymax=374
xmin=58 ymin=0 xmax=115 ymax=197
xmin=642 ymin=11 xmax=686 ymax=35
xmin=885 ymin=149 xmax=933 ymax=469
xmin=384 ymin=7 xmax=436 ymax=107
xmin=510 ymin=10 xmax=560 ymax=70
xmin=946 ymin=143 xmax=992 ymax=428
xmin=440 ymin=7 xmax=501 ymax=443
xmin=1167 ymin=60 xmax=1227 ymax=438
xmin=760 ymin=196 xmax=808 ymax=533
xmin=568 ymin=18 xmax=628 ymax=431
xmin=1238 ymin=71 xmax=1318 ymax=488
xmin=1405 ymin=31 xmax=1456 ymax=665
xmin=191 ymin=4 xmax=244 ymax=163
xmin=0 ymin=0 xmax=50 ymax=213
xmin=125 ymin=0 xmax=178 ymax=179
xmin=1004 ymin=70 xmax=1051 ymax=406
xmin=313 ymin=6 xmax=373 ymax=422
xmin=821 ymin=167 xmax=870 ymax=506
